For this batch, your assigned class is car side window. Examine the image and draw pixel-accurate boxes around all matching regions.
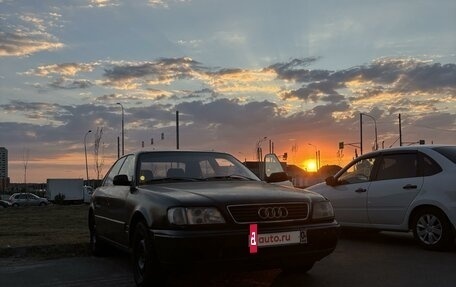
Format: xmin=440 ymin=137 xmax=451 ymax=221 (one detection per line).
xmin=103 ymin=157 xmax=127 ymax=186
xmin=420 ymin=153 xmax=442 ymax=176
xmin=376 ymin=153 xmax=418 ymax=181
xmin=338 ymin=157 xmax=376 ymax=184
xmin=118 ymin=155 xmax=135 ymax=182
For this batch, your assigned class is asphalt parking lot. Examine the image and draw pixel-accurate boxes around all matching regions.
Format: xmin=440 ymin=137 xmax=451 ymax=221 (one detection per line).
xmin=1 ymin=230 xmax=455 ymax=287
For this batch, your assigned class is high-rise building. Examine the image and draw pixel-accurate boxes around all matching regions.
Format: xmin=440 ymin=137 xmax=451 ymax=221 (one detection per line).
xmin=0 ymin=147 xmax=7 ymax=178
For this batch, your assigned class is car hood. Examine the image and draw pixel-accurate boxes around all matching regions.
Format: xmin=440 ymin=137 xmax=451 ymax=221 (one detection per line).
xmin=304 ymin=182 xmax=331 ymax=197
xmin=140 ymin=181 xmax=323 ymax=205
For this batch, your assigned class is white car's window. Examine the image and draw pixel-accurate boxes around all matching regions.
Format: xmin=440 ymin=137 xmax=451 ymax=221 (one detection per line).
xmin=433 ymin=146 xmax=456 ymax=164
xmin=338 ymin=157 xmax=376 ymax=184
xmin=421 ymin=153 xmax=442 ymax=176
xmin=376 ymin=153 xmax=417 ymax=180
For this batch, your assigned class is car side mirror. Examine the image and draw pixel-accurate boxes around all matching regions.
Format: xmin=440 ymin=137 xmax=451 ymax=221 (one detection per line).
xmin=113 ymin=174 xmax=130 ymax=186
xmin=325 ymin=176 xmax=338 ymax=186
xmin=266 ymin=172 xmax=290 ymax=183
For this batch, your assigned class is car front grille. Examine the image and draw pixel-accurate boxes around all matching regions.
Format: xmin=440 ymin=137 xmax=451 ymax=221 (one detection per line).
xmin=227 ymin=202 xmax=309 ymax=224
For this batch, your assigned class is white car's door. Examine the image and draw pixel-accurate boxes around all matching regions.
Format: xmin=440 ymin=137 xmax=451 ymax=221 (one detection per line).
xmin=321 ymin=182 xmax=370 ymax=224
xmin=313 ymin=156 xmax=378 ymax=225
xmin=367 ymin=152 xmax=423 ymax=226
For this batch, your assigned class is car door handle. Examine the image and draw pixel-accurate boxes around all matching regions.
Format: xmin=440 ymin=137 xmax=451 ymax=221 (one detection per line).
xmin=403 ymin=184 xmax=417 ymax=190
xmin=355 ymin=188 xmax=367 ymax=193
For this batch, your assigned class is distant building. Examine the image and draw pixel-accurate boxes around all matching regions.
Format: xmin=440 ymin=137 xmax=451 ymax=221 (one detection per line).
xmin=0 ymin=147 xmax=7 ymax=178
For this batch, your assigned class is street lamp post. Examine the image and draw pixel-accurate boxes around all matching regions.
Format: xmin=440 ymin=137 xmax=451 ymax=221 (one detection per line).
xmin=256 ymin=136 xmax=268 ymax=161
xmin=116 ymin=103 xmax=125 ymax=156
xmin=84 ymin=130 xmax=92 ymax=184
xmin=360 ymin=113 xmax=378 ymax=152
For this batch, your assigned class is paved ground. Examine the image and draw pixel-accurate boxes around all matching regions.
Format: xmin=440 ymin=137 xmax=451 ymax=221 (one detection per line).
xmin=1 ymin=231 xmax=455 ymax=287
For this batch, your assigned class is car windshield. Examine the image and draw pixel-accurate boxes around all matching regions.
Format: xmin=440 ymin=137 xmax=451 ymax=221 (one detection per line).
xmin=137 ymin=152 xmax=260 ymax=185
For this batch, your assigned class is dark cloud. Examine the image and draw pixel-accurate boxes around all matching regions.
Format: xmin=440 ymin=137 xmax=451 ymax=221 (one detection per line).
xmin=281 ymin=80 xmax=345 ymax=102
xmin=48 ymin=78 xmax=93 ymax=89
xmin=332 ymin=59 xmax=456 ymax=93
xmin=103 ymin=57 xmax=205 ymax=84
xmin=268 ymin=57 xmax=332 ymax=82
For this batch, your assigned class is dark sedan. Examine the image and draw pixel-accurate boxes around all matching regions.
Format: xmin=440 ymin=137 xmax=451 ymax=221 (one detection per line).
xmin=89 ymin=151 xmax=339 ymax=286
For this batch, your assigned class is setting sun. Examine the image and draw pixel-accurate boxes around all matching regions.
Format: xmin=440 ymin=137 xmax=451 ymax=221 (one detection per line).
xmin=301 ymin=159 xmax=317 ymax=172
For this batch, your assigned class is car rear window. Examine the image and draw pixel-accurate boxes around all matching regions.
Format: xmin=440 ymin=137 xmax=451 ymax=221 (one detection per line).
xmin=432 ymin=147 xmax=456 ymax=164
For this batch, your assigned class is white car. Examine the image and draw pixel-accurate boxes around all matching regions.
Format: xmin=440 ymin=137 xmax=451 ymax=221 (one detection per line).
xmin=306 ymin=145 xmax=456 ymax=250
xmin=9 ymin=193 xmax=50 ymax=207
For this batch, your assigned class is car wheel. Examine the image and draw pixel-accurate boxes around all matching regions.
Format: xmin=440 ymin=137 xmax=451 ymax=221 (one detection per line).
xmin=39 ymin=202 xmax=46 ymax=206
xmin=281 ymin=261 xmax=315 ymax=274
xmin=12 ymin=203 xmax=19 ymax=207
xmin=412 ymin=207 xmax=455 ymax=251
xmin=89 ymin=213 xmax=109 ymax=256
xmin=132 ymin=221 xmax=165 ymax=287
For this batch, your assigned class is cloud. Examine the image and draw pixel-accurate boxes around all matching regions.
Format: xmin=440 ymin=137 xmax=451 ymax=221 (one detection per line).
xmin=25 ymin=62 xmax=98 ymax=76
xmin=48 ymin=78 xmax=93 ymax=89
xmin=0 ymin=12 xmax=64 ymax=57
xmin=12 ymin=56 xmax=454 ymax=132
xmin=267 ymin=57 xmax=331 ymax=83
xmin=87 ymin=0 xmax=120 ymax=8
xmin=147 ymin=0 xmax=190 ymax=9
xmin=280 ymin=80 xmax=345 ymax=102
xmin=102 ymin=57 xmax=206 ymax=87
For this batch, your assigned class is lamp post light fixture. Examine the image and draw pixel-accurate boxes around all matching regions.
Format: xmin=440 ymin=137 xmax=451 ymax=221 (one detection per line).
xmin=116 ymin=102 xmax=125 ymax=156
xmin=84 ymin=130 xmax=92 ymax=184
xmin=360 ymin=113 xmax=378 ymax=152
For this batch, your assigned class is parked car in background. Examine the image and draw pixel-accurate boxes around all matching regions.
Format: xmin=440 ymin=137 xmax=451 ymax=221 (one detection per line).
xmin=89 ymin=150 xmax=339 ymax=286
xmin=306 ymin=145 xmax=456 ymax=250
xmin=83 ymin=185 xmax=94 ymax=203
xmin=0 ymin=200 xmax=12 ymax=208
xmin=9 ymin=193 xmax=50 ymax=207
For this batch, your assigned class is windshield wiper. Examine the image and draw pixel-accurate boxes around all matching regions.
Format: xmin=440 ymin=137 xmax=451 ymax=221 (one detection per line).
xmin=203 ymin=174 xmax=256 ymax=181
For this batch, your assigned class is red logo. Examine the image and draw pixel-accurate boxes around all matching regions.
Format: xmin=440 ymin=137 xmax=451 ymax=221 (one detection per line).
xmin=249 ymin=224 xmax=258 ymax=254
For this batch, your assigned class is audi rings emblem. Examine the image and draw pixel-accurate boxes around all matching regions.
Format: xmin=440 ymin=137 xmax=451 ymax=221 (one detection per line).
xmin=258 ymin=207 xmax=289 ymax=220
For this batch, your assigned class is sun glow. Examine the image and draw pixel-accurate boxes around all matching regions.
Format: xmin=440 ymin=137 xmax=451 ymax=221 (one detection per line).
xmin=301 ymin=159 xmax=317 ymax=172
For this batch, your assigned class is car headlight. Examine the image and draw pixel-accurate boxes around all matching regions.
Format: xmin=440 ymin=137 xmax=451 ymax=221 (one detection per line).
xmin=167 ymin=207 xmax=226 ymax=225
xmin=312 ymin=201 xmax=335 ymax=220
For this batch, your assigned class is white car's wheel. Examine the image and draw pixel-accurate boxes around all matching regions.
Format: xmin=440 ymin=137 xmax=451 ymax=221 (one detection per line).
xmin=412 ymin=208 xmax=454 ymax=251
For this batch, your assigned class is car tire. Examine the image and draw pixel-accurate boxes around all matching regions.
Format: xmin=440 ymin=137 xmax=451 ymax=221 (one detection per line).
xmin=281 ymin=261 xmax=315 ymax=274
xmin=132 ymin=221 xmax=166 ymax=287
xmin=39 ymin=202 xmax=46 ymax=206
xmin=89 ymin=213 xmax=110 ymax=256
xmin=412 ymin=207 xmax=455 ymax=251
xmin=12 ymin=203 xmax=19 ymax=207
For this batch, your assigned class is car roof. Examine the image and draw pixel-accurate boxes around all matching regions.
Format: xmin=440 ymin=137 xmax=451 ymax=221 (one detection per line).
xmin=360 ymin=144 xmax=455 ymax=156
xmin=125 ymin=150 xmax=233 ymax=157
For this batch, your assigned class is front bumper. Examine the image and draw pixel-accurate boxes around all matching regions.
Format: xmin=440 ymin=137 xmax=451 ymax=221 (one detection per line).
xmin=152 ymin=221 xmax=339 ymax=270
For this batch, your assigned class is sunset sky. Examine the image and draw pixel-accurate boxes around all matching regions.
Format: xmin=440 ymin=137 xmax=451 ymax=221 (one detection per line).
xmin=1 ymin=0 xmax=455 ymax=183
